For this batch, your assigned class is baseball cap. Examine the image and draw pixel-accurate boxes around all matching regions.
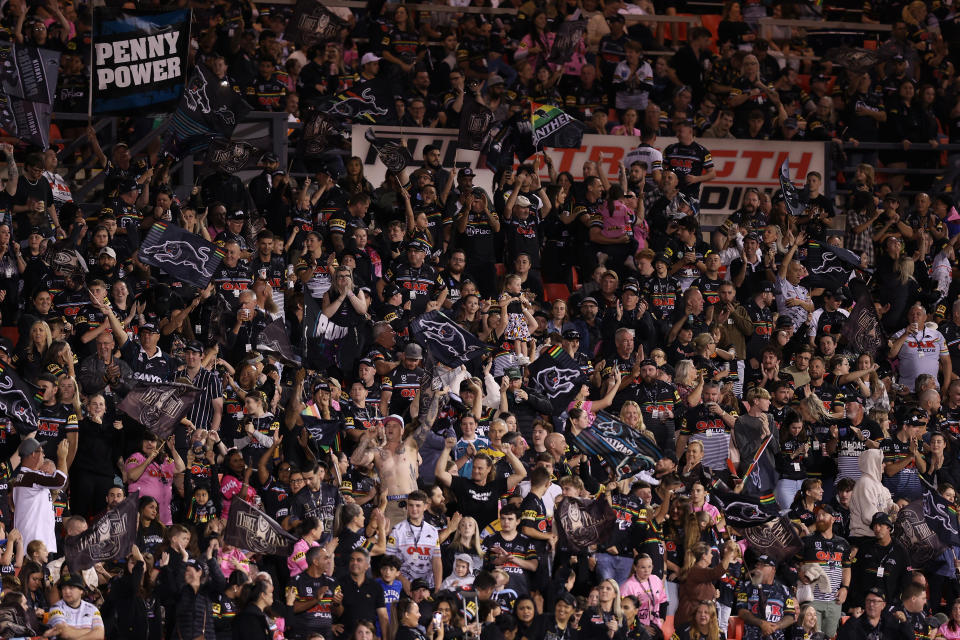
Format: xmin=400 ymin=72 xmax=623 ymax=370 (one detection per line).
xmin=562 ymin=329 xmax=581 ymax=341
xmin=775 ymin=315 xmax=793 ymax=328
xmin=487 ymin=73 xmax=505 ymax=86
xmin=118 ymin=178 xmax=139 ymax=193
xmin=59 ymin=573 xmax=87 ymax=590
xmin=404 ymin=343 xmax=423 ymax=359
xmin=0 ymin=338 xmax=12 ymax=357
xmin=759 ymin=282 xmax=781 ymax=296
xmin=516 ymin=195 xmax=532 ymax=208
xmin=406 ymin=239 xmax=430 ymax=253
xmin=411 ymin=578 xmax=431 ymax=591
xmin=99 ymin=247 xmax=117 ymax=259
xmin=745 ymin=231 xmax=762 ymax=242
xmin=185 ymin=340 xmax=204 ymax=353
xmin=383 ymin=414 xmax=404 ymax=427
xmin=139 ymin=322 xmax=159 ymax=333
xmin=458 ymin=167 xmax=475 ymax=178
xmin=313 ymin=379 xmax=330 ymax=392
xmin=623 ymin=282 xmax=639 ymax=294
xmin=18 ymin=438 xmax=42 ymax=457
xmin=262 ymin=152 xmax=279 ymax=164
xmin=358 ymin=357 xmax=374 ymax=368
xmin=756 ymin=554 xmax=777 ymax=567
xmin=653 ymin=252 xmax=672 ymax=266
xmin=866 ymin=586 xmax=886 ymax=600
xmin=579 ymin=296 xmax=599 ymax=307
xmin=870 ymin=512 xmax=893 ymax=528
xmin=228 ymin=210 xmax=246 ymax=221
xmin=361 ymin=52 xmax=381 ymax=65
xmin=505 ymin=367 xmax=523 ymax=380
xmin=638 ymin=359 xmax=656 ymax=368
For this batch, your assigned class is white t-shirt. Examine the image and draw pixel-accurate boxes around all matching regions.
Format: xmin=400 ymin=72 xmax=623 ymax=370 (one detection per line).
xmin=775 ymin=276 xmax=810 ymax=331
xmin=48 ymin=599 xmax=104 ymax=631
xmin=386 ymin=519 xmax=440 ymax=586
xmin=517 ymin=482 xmax=562 ymax=518
xmin=12 ymin=468 xmax=67 ymax=552
xmin=893 ymin=326 xmax=948 ymax=391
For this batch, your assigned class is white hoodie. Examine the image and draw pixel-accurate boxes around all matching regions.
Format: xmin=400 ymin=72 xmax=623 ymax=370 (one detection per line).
xmin=848 ymin=448 xmax=896 ymax=539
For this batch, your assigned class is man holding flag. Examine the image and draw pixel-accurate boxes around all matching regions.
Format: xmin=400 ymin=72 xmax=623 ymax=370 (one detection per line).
xmin=733 ymin=386 xmax=779 ymax=500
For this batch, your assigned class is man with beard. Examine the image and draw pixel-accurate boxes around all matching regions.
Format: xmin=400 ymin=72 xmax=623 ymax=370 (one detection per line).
xmin=848 ymin=512 xmax=908 ymax=609
xmin=677 ymin=380 xmax=736 ymax=472
xmin=736 ymin=555 xmax=796 ymax=640
xmin=380 ymin=240 xmax=447 ymax=316
xmin=837 ymin=587 xmax=912 ymax=640
xmin=807 ymin=356 xmax=839 ymax=409
xmin=420 ymin=144 xmax=450 ymax=196
xmin=748 ymin=345 xmax=795 ymax=394
xmin=744 ymin=282 xmax=776 ymax=368
xmin=624 ymin=359 xmax=679 ymax=455
xmin=571 ymin=297 xmax=603 ymax=358
xmin=783 ymin=346 xmax=813 ymax=388
xmin=285 ymin=462 xmax=342 ymax=535
xmin=439 ymin=249 xmax=470 ymax=310
xmin=733 ymin=386 xmax=779 ymax=499
xmin=729 ymin=188 xmax=762 ymax=228
xmin=768 ymin=380 xmax=794 ymax=429
xmin=212 ymin=240 xmax=252 ymax=311
xmin=215 ymin=210 xmax=252 ymax=257
xmin=731 ymin=232 xmax=773 ymax=304
xmin=379 ymin=344 xmax=427 ymax=417
xmin=835 ymin=393 xmax=880 ymax=483
xmin=600 ymin=280 xmax=656 ymax=359
xmin=800 ymin=506 xmax=851 ymax=637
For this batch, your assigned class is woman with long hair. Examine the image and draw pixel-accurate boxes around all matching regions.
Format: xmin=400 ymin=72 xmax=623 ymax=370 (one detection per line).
xmin=673 ymin=600 xmax=722 ymax=640
xmin=14 ymin=320 xmax=52 ymax=379
xmin=776 ymin=412 xmax=810 ymax=512
xmin=125 ymin=432 xmax=184 ymax=526
xmin=788 ymin=478 xmax=824 ymax=533
xmin=676 ymin=542 xmax=735 ymax=627
xmin=579 ymin=579 xmax=624 ymax=640
xmin=513 ymin=595 xmax=543 ymax=640
xmin=338 ymin=156 xmax=375 ymax=196
xmin=454 ymin=293 xmax=483 ymax=334
xmin=619 ymin=554 xmax=667 ymax=633
xmin=219 ymin=449 xmax=258 ymax=521
xmin=136 ymin=496 xmax=165 ymax=556
xmin=441 ymin=516 xmax=483 ymax=574
xmin=20 ymin=561 xmax=48 ymax=622
xmin=287 ymin=516 xmax=325 ymax=577
xmin=102 ymin=543 xmax=165 ymax=640
xmin=790 ymin=603 xmax=828 ymax=640
xmin=515 ymin=11 xmax=554 ymax=70
xmin=179 ymin=206 xmax=212 ymax=242
xmin=718 ymin=0 xmax=756 ymax=47
xmin=938 ymin=597 xmax=960 ymax=640
xmin=856 ymin=352 xmax=890 ymax=411
xmin=333 ymin=503 xmax=386 ymax=574
xmin=611 ymin=109 xmax=643 ymax=136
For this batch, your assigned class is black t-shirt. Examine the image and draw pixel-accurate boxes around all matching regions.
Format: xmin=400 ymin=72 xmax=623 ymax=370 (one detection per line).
xmin=450 ymin=476 xmax=508 ymax=530
xmin=335 ymin=576 xmax=386 ymax=635
xmin=288 ymin=572 xmax=336 ymax=637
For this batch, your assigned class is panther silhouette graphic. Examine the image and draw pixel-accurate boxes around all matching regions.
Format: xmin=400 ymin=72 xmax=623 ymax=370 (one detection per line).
xmin=184 ymin=69 xmax=211 ymax=114
xmin=141 ymin=240 xmax=214 ymax=276
xmin=325 ymin=88 xmax=388 ymax=119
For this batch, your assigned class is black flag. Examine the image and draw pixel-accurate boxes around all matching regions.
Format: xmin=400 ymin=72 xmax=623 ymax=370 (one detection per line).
xmin=779 ymin=159 xmax=803 ymax=217
xmin=528 ymin=344 xmax=587 ymax=414
xmin=47 ymin=248 xmax=89 ymax=276
xmin=547 ymin=19 xmax=587 ymax=64
xmin=364 ymin=128 xmax=413 ymax=172
xmin=224 ymin=498 xmax=297 ymax=555
xmin=458 ymin=94 xmax=494 ymax=151
xmin=570 ymin=411 xmax=663 ymax=479
xmin=411 ymin=310 xmax=492 ymax=368
xmin=118 ymin=381 xmax=200 ymax=439
xmin=531 ymin=102 xmax=586 ymax=150
xmin=322 ymin=77 xmax=394 ymax=123
xmin=0 ymin=93 xmax=51 ymax=148
xmin=799 ymin=240 xmax=861 ymax=289
xmin=301 ymin=110 xmax=342 ymax=158
xmin=201 ymin=139 xmax=265 ymax=175
xmin=842 ymin=279 xmax=884 ymax=358
xmin=482 ymin=112 xmax=535 ymax=171
xmin=284 ymin=0 xmax=346 ymax=47
xmin=554 ymin=496 xmax=616 ymax=552
xmin=709 ymin=486 xmax=779 ymax=529
xmin=169 ymin=63 xmax=251 ymax=156
xmin=257 ymin=318 xmax=302 ymax=365
xmin=0 ymin=40 xmax=60 ymax=104
xmin=138 ymin=221 xmax=225 ymax=288
xmin=0 ymin=360 xmax=39 ymax=436
xmin=743 ymin=516 xmax=803 ymax=562
xmin=91 ymin=8 xmax=191 ymax=115
xmin=64 ymin=492 xmax=139 ymax=571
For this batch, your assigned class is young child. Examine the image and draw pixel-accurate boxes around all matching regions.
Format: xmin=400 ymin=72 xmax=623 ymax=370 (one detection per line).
xmin=439 ymin=553 xmax=476 ymax=591
xmin=375 ymin=555 xmax=403 ymax=623
xmin=185 ymin=486 xmax=220 ymax=526
xmin=499 ymin=275 xmax=538 ymax=360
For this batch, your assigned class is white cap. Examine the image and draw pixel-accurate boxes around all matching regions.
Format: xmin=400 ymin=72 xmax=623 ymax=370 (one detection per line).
xmin=361 ymin=52 xmax=382 ymax=66
xmin=99 ymin=247 xmax=117 ymax=259
xmin=516 ymin=195 xmax=532 ymax=208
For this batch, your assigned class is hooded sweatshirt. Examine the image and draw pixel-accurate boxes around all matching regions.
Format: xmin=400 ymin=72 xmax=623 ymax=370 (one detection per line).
xmin=849 ymin=448 xmax=895 ymax=539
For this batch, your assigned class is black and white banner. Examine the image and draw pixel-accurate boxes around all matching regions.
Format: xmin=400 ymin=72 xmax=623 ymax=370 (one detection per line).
xmin=458 ymin=94 xmax=494 ymax=151
xmin=138 ymin=221 xmax=225 ymax=288
xmin=779 ymin=159 xmax=803 ymax=217
xmin=411 ymin=310 xmax=492 ymax=368
xmin=202 ymin=139 xmax=265 ymax=175
xmin=743 ymin=516 xmax=803 ymax=562
xmin=257 ymin=318 xmax=302 ymax=365
xmin=364 ymin=128 xmax=413 ymax=173
xmin=709 ymin=485 xmax=779 ymax=529
xmin=0 ymin=93 xmax=51 ymax=148
xmin=554 ymin=496 xmax=616 ymax=552
xmin=0 ymin=40 xmax=61 ymax=104
xmin=65 ymin=492 xmax=139 ymax=571
xmin=224 ymin=498 xmax=297 ymax=556
xmin=528 ymin=344 xmax=587 ymax=414
xmin=92 ymin=8 xmax=191 ymax=115
xmin=284 ymin=0 xmax=346 ymax=47
xmin=118 ymin=382 xmax=200 ymax=440
xmin=547 ymin=19 xmax=587 ymax=65
xmin=0 ymin=360 xmax=39 ymax=436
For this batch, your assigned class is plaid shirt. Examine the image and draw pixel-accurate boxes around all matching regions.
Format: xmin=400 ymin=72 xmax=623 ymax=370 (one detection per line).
xmin=845 ymin=208 xmax=875 ymax=268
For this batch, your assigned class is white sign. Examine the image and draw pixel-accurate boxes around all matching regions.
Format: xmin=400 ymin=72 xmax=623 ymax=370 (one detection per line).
xmin=351 ymin=126 xmax=827 ymax=220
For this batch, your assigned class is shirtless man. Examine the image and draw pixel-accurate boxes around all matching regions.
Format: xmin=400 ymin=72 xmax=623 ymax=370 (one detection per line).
xmin=351 ymin=381 xmax=443 ymax=524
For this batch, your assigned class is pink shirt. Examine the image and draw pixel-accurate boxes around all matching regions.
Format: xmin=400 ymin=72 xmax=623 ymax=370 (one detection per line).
xmin=691 ymin=502 xmax=726 ymax=532
xmin=126 ymin=454 xmax=177 ymax=526
xmin=219 ymin=547 xmax=252 ymax=579
xmin=940 ymin=624 xmax=960 ymax=640
xmin=620 ymin=574 xmax=667 ymax=625
xmin=287 ymin=538 xmax=320 ymax=576
xmin=220 ymin=474 xmax=258 ymax=520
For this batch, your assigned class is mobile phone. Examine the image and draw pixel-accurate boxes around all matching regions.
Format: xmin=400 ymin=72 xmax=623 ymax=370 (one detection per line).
xmin=434 ymin=612 xmax=443 ymax=628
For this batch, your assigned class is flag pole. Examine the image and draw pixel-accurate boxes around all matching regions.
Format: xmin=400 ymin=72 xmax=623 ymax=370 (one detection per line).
xmin=88 ymin=8 xmax=95 ymax=126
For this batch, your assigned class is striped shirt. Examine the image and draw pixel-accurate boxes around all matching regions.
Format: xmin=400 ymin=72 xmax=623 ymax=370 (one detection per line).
xmin=186 ymin=367 xmax=223 ymax=432
xmin=682 ymin=404 xmax=734 ymax=471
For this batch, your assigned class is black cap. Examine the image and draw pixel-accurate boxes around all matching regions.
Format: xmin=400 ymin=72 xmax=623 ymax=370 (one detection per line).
xmin=823 ymin=288 xmax=846 ymax=300
xmin=183 ymin=557 xmax=202 ymax=569
xmin=140 ymin=322 xmax=159 ymax=333
xmin=406 ymin=239 xmax=431 ymax=253
xmin=227 ymin=210 xmax=246 ymax=221
xmin=866 ymin=586 xmax=886 ymax=600
xmin=775 ymin=315 xmax=794 ymax=328
xmin=818 ymin=504 xmax=839 ymax=518
xmin=638 ymin=358 xmax=656 ymax=368
xmin=623 ymin=283 xmax=639 ymax=294
xmin=870 ymin=512 xmax=893 ymax=528
xmin=185 ymin=340 xmax=204 ymax=353
xmin=557 ymin=591 xmax=577 ymax=606
xmin=0 ymin=337 xmax=13 ymax=357
xmin=756 ymin=554 xmax=777 ymax=567
xmin=745 ymin=231 xmax=762 ymax=242
xmin=118 ymin=178 xmax=139 ymax=193
xmin=458 ymin=167 xmax=475 ymax=177
xmin=653 ymin=252 xmax=672 ymax=266
xmin=59 ymin=573 xmax=87 ymax=590
xmin=562 ymin=329 xmax=581 ymax=341
xmin=758 ymin=282 xmax=781 ymax=296
xmin=262 ymin=152 xmax=279 ymax=164
xmin=411 ymin=578 xmax=431 ymax=591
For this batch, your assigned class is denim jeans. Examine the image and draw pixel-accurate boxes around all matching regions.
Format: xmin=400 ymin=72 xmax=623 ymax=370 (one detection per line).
xmin=595 ymin=553 xmax=634 ymax=584
xmin=776 ymin=478 xmax=805 ymax=514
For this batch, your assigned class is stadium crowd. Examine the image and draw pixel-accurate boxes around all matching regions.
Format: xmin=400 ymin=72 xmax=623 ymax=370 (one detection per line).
xmin=1 ymin=0 xmax=960 ymax=639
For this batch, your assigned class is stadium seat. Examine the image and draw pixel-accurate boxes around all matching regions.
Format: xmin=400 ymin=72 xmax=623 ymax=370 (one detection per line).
xmin=495 ymin=263 xmax=506 ymax=278
xmin=0 ymin=327 xmax=17 ymax=346
xmin=571 ymin=267 xmax=581 ymax=290
xmin=728 ymin=615 xmax=744 ymax=640
xmin=544 ymin=283 xmax=571 ymax=302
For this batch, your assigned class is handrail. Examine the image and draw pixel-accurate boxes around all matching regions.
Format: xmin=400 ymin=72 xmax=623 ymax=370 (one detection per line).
xmin=268 ymin=0 xmax=519 ymax=13
xmin=840 ymin=141 xmax=960 ymax=151
xmin=757 ymin=17 xmax=892 ymax=31
xmin=624 ymin=14 xmax=701 ymax=23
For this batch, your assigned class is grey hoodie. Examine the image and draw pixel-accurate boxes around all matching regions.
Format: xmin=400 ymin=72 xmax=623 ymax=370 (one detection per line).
xmin=848 ymin=448 xmax=895 ymax=539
